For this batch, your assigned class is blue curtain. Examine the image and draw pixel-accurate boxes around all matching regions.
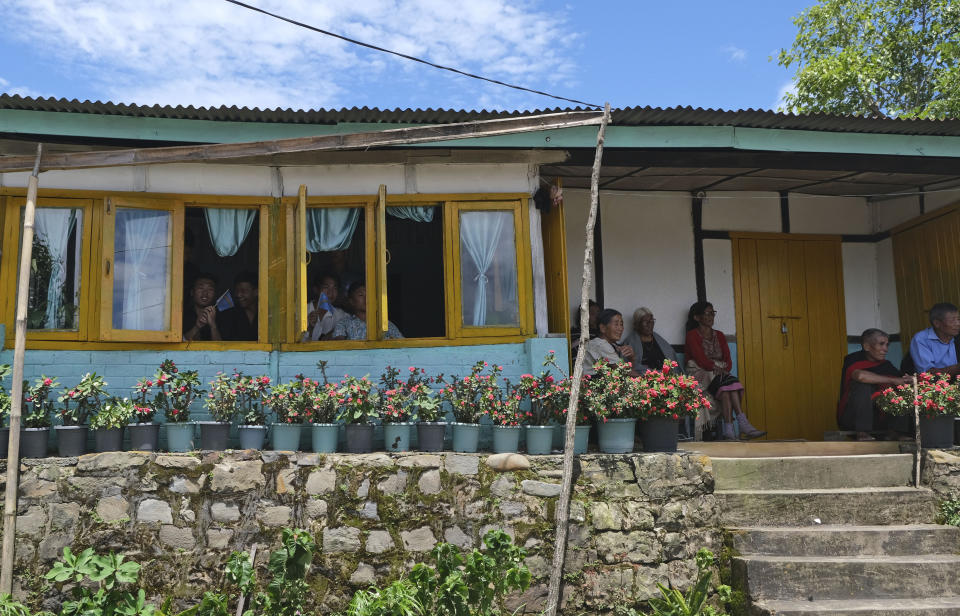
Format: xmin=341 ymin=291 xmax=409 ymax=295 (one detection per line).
xmin=307 ymin=207 xmax=359 ymax=252
xmin=204 ymin=208 xmax=256 ymax=257
xmin=387 ymin=206 xmax=435 ymax=223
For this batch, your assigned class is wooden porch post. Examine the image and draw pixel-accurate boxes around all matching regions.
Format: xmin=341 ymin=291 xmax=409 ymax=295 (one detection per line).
xmin=1 ymin=144 xmax=43 ymax=593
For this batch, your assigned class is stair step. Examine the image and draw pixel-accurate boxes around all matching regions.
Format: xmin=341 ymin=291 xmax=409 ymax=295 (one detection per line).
xmin=718 ymin=487 xmax=937 ymax=527
xmin=732 ymin=554 xmax=960 ymax=601
xmin=729 ymin=524 xmax=960 ymax=557
xmin=680 ymin=441 xmax=902 ymax=458
xmin=752 ymin=597 xmax=960 ymax=615
xmin=712 ymin=454 xmax=913 ymax=490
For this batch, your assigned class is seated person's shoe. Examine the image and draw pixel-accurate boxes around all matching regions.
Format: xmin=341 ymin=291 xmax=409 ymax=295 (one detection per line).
xmin=740 ymin=428 xmax=767 ymax=440
xmin=736 ymin=412 xmax=766 ymax=439
xmin=721 ymin=424 xmax=736 ymax=440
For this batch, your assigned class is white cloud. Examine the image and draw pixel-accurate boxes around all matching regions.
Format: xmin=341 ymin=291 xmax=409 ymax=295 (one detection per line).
xmin=0 ymin=0 xmax=578 ymax=110
xmin=722 ymin=45 xmax=747 ymax=62
xmin=772 ymin=81 xmax=796 ymax=111
xmin=0 ymin=76 xmax=45 ymax=98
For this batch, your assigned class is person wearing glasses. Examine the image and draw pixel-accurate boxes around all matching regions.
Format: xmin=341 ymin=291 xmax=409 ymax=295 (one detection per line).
xmin=685 ymin=301 xmax=765 ymax=440
xmin=908 ymin=302 xmax=960 ymax=375
xmin=623 ymin=307 xmax=680 ymax=374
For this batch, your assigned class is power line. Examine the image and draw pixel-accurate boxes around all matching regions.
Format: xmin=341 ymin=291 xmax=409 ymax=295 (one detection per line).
xmin=222 ymin=0 xmax=601 ymax=109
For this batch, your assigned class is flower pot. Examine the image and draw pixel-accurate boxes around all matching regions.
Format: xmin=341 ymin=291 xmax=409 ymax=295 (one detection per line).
xmin=20 ymin=427 xmax=49 ymax=458
xmin=94 ymin=427 xmax=124 ymax=453
xmin=165 ymin=423 xmax=195 ymax=453
xmin=311 ymin=423 xmax=339 ymax=453
xmin=596 ymin=418 xmax=637 ymax=454
xmin=238 ymin=425 xmax=267 ymax=450
xmin=525 ymin=425 xmax=554 ymax=455
xmin=639 ymin=416 xmax=679 ymax=453
xmin=451 ymin=422 xmax=480 ymax=453
xmin=55 ymin=425 xmax=88 ymax=457
xmin=383 ymin=423 xmax=413 ymax=453
xmin=271 ymin=423 xmax=302 ymax=451
xmin=574 ymin=425 xmax=591 ymax=454
xmin=0 ymin=427 xmax=8 ymax=458
xmin=345 ymin=424 xmax=374 ymax=453
xmin=417 ymin=422 xmax=446 ymax=452
xmin=920 ymin=415 xmax=954 ymax=449
xmin=199 ymin=421 xmax=231 ymax=450
xmin=128 ymin=423 xmax=159 ymax=451
xmin=492 ymin=425 xmax=521 ymax=453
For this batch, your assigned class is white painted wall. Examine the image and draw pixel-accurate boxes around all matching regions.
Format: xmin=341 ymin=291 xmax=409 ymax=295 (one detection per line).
xmin=874 ymin=195 xmax=921 ymax=231
xmin=876 ymin=238 xmax=900 ymax=334
xmin=842 ymin=243 xmax=879 ymax=336
xmin=563 ymin=189 xmax=597 ymax=321
xmin=789 ymin=194 xmax=869 ymax=234
xmin=925 ymin=187 xmax=960 ymax=212
xmin=703 ymin=239 xmax=737 ymax=335
xmin=703 ymin=191 xmax=780 ymax=232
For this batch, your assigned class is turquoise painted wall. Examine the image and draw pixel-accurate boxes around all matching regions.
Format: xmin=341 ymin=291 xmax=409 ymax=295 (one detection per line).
xmin=0 ymin=338 xmax=567 ymax=450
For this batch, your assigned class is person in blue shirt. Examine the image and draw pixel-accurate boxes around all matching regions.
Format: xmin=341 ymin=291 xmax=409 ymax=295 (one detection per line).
xmin=909 ymin=302 xmax=960 ymax=375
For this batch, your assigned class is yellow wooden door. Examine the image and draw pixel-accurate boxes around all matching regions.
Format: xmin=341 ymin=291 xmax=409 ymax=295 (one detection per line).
xmin=732 ymin=234 xmax=847 ymax=441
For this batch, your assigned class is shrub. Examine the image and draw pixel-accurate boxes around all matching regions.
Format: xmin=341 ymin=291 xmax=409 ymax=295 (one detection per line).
xmin=22 ymin=375 xmax=58 ymax=429
xmin=439 ymin=361 xmax=501 ymax=424
xmin=938 ymin=499 xmax=960 ymax=526
xmin=45 ymin=547 xmax=155 ymax=616
xmin=57 ymin=372 xmax=109 ymax=426
xmin=647 ymin=548 xmax=731 ymax=616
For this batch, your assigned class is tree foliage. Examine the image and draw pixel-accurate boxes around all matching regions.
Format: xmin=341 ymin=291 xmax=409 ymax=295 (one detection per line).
xmin=777 ymin=0 xmax=960 ymax=118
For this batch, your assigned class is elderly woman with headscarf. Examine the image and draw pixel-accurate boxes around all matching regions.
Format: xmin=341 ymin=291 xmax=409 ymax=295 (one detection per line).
xmin=622 ymin=307 xmax=681 ymax=374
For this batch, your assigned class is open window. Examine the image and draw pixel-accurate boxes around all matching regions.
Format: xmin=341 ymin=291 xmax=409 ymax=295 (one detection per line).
xmin=384 ymin=200 xmax=445 ymax=339
xmin=100 ymin=197 xmax=183 ymax=342
xmin=0 ymin=197 xmax=93 ymax=341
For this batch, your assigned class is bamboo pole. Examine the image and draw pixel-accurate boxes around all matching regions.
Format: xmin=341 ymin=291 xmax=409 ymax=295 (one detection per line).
xmin=0 ymin=144 xmax=43 ymax=594
xmin=545 ymin=103 xmax=610 ymax=616
xmin=913 ymin=374 xmax=921 ymax=489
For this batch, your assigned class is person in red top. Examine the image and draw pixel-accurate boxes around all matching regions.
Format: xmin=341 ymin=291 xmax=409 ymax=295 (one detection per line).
xmin=685 ymin=301 xmax=765 ymax=440
xmin=838 ymin=328 xmax=911 ymax=441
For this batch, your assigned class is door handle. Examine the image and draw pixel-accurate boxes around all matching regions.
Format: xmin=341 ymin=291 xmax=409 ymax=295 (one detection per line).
xmin=767 ymin=315 xmax=801 ymax=348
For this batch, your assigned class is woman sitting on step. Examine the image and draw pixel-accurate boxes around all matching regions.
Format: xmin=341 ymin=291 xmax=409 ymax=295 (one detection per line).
xmin=684 ymin=301 xmax=765 ymax=441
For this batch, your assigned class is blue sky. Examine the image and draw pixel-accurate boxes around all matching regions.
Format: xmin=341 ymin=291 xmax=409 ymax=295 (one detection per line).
xmin=0 ymin=1 xmax=812 ymax=112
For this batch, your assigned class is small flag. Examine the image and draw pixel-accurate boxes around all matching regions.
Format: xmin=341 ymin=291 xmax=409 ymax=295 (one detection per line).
xmin=318 ymin=292 xmax=333 ymax=312
xmin=216 ymin=290 xmax=234 ymax=312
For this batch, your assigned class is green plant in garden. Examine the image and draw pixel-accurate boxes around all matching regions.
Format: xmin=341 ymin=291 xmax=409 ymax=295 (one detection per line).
xmin=266 ymin=375 xmax=325 ymax=424
xmin=378 ymin=366 xmax=440 ymax=424
xmin=46 ymin=547 xmax=155 ymax=616
xmin=205 ymin=372 xmax=238 ymax=423
xmin=410 ymin=529 xmax=530 ymax=616
xmin=132 ymin=376 xmax=160 ymax=424
xmin=489 ymin=379 xmax=524 ymax=427
xmin=336 ymin=375 xmax=378 ymax=425
xmin=647 ymin=548 xmax=730 ymax=616
xmin=0 ymin=364 xmax=11 ymax=424
xmin=58 ymin=372 xmax=109 ymax=426
xmin=247 ymin=528 xmax=316 ymax=616
xmin=630 ymin=360 xmax=710 ymax=422
xmin=938 ymin=499 xmax=960 ymax=526
xmin=153 ymin=360 xmax=203 ymax=423
xmin=90 ymin=398 xmax=135 ymax=430
xmin=341 ymin=579 xmax=424 ymax=616
xmin=0 ymin=593 xmax=32 ymax=616
xmin=875 ymin=372 xmax=960 ymax=418
xmin=580 ymin=360 xmax=633 ymax=422
xmin=23 ymin=375 xmax=58 ymax=428
xmin=438 ymin=361 xmax=500 ymax=424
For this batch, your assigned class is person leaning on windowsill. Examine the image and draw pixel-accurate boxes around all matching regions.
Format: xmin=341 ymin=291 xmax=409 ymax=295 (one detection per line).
xmin=909 ymin=302 xmax=960 ymax=376
xmin=301 ymin=272 xmax=350 ymax=342
xmin=183 ymin=273 xmax=222 ymax=342
xmin=838 ymin=328 xmax=911 ymax=441
xmin=331 ymin=281 xmax=403 ymax=340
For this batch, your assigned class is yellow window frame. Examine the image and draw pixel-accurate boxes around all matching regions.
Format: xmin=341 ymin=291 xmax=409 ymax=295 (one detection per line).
xmin=448 ymin=199 xmax=532 ymax=339
xmin=0 ymin=196 xmax=94 ymax=342
xmin=100 ymin=196 xmax=184 ymax=343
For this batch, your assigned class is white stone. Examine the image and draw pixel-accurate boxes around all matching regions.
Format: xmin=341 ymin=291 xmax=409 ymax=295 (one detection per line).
xmin=207 ymin=528 xmax=233 ymax=549
xmin=444 ymin=455 xmax=479 ymax=475
xmin=170 ymin=476 xmax=204 ymax=494
xmin=397 ymin=454 xmax=443 ymax=468
xmin=350 ymin=563 xmax=376 ymax=585
xmin=490 ymin=476 xmax=515 ymax=498
xmin=276 ymin=467 xmax=297 ymax=495
xmin=16 ymin=506 xmax=46 ymax=537
xmin=96 ymin=496 xmax=130 ymax=523
xmin=521 ymin=480 xmax=561 ymax=497
xmin=137 ymin=499 xmax=173 ymax=524
xmin=305 ymin=499 xmax=328 ymax=519
xmin=359 ymin=501 xmax=379 ymax=520
xmin=159 ymin=525 xmax=196 ymax=550
xmin=257 ymin=505 xmax=292 ymax=527
xmin=211 ymin=502 xmax=241 ymax=523
xmin=443 ymin=526 xmax=472 ymax=549
xmin=305 ymin=468 xmax=336 ymax=495
xmin=357 ymin=478 xmax=370 ymax=498
xmin=154 ymin=455 xmax=200 ymax=470
xmin=401 ymin=527 xmax=437 ymax=552
xmin=418 ymin=470 xmax=441 ymax=495
xmin=210 ymin=460 xmax=265 ymax=493
xmin=365 ymin=530 xmax=395 ymax=554
xmin=323 ymin=527 xmax=361 ymax=553
xmin=377 ymin=471 xmax=408 ymax=495
xmin=486 ymin=453 xmax=530 ymax=472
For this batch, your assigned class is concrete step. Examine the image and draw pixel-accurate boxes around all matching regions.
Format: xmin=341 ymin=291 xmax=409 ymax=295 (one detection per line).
xmin=752 ymin=597 xmax=960 ymax=616
xmin=718 ymin=487 xmax=938 ymax=527
xmin=680 ymin=441 xmax=902 ymax=458
xmin=732 ymin=554 xmax=960 ymax=601
xmin=712 ymin=454 xmax=913 ymax=490
xmin=729 ymin=524 xmax=960 ymax=557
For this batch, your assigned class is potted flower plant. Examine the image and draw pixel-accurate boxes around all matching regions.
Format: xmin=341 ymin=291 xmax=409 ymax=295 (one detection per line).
xmin=266 ymin=375 xmax=315 ymax=451
xmin=519 ymin=370 xmax=559 ymax=455
xmin=0 ymin=364 xmax=11 ymax=458
xmin=336 ymin=375 xmax=378 ymax=453
xmin=581 ymin=360 xmax=635 ymax=453
xmin=89 ymin=397 xmax=134 ymax=452
xmin=632 ymin=360 xmax=709 ymax=452
xmin=549 ymin=377 xmax=592 ymax=454
xmin=489 ymin=379 xmax=523 ymax=454
xmin=202 ymin=372 xmax=238 ymax=450
xmin=405 ymin=367 xmax=445 ymax=452
xmin=235 ymin=374 xmax=271 ymax=450
xmin=55 ymin=372 xmax=108 ymax=457
xmin=21 ymin=375 xmax=56 ymax=458
xmin=310 ymin=361 xmax=339 ymax=453
xmin=154 ymin=360 xmax=203 ymax=452
xmin=129 ymin=376 xmax=160 ymax=451
xmin=377 ymin=366 xmax=423 ymax=453
xmin=440 ymin=361 xmax=500 ymax=453
xmin=875 ymin=372 xmax=960 ymax=448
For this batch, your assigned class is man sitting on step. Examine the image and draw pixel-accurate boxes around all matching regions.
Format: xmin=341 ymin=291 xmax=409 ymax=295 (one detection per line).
xmin=837 ymin=328 xmax=911 ymax=441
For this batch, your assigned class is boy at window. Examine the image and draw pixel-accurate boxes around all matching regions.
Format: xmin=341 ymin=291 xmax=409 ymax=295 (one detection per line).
xmin=221 ymin=272 xmax=259 ymax=341
xmin=332 ymin=282 xmax=403 ymax=340
xmin=302 ymin=272 xmax=349 ymax=341
xmin=183 ymin=273 xmax=222 ymax=341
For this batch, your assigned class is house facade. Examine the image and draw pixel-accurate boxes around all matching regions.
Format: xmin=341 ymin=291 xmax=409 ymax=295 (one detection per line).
xmin=2 ymin=96 xmax=960 ymax=442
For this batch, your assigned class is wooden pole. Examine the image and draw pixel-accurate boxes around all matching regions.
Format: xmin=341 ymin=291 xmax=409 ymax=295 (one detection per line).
xmin=0 ymin=144 xmax=43 ymax=593
xmin=913 ymin=374 xmax=921 ymax=489
xmin=544 ymin=103 xmax=610 ymax=616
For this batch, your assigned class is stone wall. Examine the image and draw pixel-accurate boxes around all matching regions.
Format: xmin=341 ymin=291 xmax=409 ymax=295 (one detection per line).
xmin=922 ymin=449 xmax=960 ymax=501
xmin=1 ymin=450 xmax=720 ymax=614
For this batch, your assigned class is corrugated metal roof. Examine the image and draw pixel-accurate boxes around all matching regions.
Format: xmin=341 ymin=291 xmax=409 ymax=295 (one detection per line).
xmin=3 ymin=94 xmax=960 ymax=137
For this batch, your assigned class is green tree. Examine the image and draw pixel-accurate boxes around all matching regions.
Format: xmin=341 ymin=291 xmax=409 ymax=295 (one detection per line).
xmin=777 ymin=0 xmax=960 ymax=119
